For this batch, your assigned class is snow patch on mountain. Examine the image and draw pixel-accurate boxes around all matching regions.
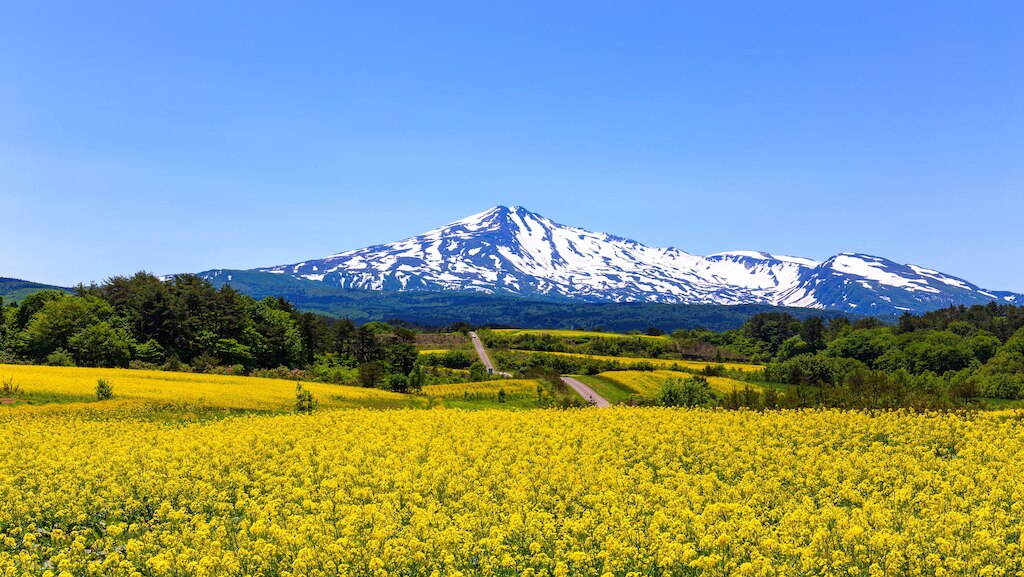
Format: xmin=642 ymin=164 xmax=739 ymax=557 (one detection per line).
xmin=254 ymin=206 xmax=1023 ymax=315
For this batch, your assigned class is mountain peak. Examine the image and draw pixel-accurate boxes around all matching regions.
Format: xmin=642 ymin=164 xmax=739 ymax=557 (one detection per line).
xmin=254 ymin=207 xmax=1023 ymax=315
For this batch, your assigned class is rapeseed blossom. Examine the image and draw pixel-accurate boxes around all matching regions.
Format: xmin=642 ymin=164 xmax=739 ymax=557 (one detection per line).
xmin=0 ymin=407 xmax=1022 ymax=575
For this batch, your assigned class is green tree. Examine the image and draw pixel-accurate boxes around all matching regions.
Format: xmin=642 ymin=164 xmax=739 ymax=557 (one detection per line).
xmin=248 ymin=300 xmax=303 ymax=368
xmin=135 ymin=339 xmax=166 ymax=364
xmin=13 ymin=290 xmax=65 ymax=332
xmin=68 ymin=322 xmax=135 ymax=367
xmin=44 ymin=348 xmax=76 ymax=366
xmin=295 ymin=383 xmax=316 ymax=413
xmin=469 ymin=361 xmax=488 ymax=381
xmin=354 ymin=325 xmax=385 ymax=363
xmin=800 ymin=316 xmax=827 ymax=349
xmin=0 ymin=296 xmax=6 ymax=347
xmin=659 ymin=376 xmax=714 ymax=407
xmin=358 ymin=361 xmax=385 ymax=388
xmin=214 ymin=338 xmax=254 ymax=367
xmin=17 ymin=294 xmax=113 ymax=360
xmin=168 ymin=274 xmax=221 ymax=361
xmin=777 ymin=336 xmax=812 ymax=361
xmin=408 ymin=365 xmax=426 ymax=392
xmin=385 ymin=341 xmax=419 ymax=377
xmin=387 ymin=373 xmax=410 ymax=393
xmin=95 ymin=378 xmax=114 ymax=400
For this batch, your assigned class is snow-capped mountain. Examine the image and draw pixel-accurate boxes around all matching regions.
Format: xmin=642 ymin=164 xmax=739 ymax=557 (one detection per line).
xmin=254 ymin=206 xmax=1022 ymax=315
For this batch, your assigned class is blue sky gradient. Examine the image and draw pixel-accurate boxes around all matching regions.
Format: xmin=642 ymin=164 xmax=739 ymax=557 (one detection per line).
xmin=2 ymin=2 xmax=1022 ymax=290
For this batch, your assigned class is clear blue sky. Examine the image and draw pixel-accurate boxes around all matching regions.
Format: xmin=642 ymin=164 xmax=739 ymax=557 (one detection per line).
xmin=3 ymin=1 xmax=1022 ymax=291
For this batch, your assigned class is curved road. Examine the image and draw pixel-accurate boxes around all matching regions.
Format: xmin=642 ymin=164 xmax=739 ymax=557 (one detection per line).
xmin=560 ymin=377 xmax=611 ymax=408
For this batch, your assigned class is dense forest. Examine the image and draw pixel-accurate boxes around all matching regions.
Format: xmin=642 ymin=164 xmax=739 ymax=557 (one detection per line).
xmin=749 ymin=306 xmax=1024 ymax=405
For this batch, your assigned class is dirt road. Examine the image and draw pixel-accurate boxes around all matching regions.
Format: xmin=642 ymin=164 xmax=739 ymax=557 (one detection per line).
xmin=560 ymin=377 xmax=611 ymax=408
xmin=468 ymin=331 xmax=512 ymax=377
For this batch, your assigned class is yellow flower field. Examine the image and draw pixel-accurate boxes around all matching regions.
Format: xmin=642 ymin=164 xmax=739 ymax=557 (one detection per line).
xmin=0 ymin=407 xmax=1022 ymax=576
xmin=514 ymin=350 xmax=762 ymax=372
xmin=0 ymin=364 xmax=415 ymax=413
xmin=422 ymin=378 xmax=542 ymax=399
xmin=598 ymin=370 xmax=764 ymax=397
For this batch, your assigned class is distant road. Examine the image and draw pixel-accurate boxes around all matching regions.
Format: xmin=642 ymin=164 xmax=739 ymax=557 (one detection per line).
xmin=468 ymin=331 xmax=512 ymax=377
xmin=560 ymin=377 xmax=611 ymax=408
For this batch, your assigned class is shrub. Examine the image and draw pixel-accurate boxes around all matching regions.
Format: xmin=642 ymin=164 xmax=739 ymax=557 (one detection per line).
xmin=498 ymin=388 xmax=507 ymax=403
xmin=659 ymin=376 xmax=714 ymax=407
xmin=469 ymin=362 xmax=489 ymax=381
xmin=95 ymin=379 xmax=114 ymax=400
xmin=388 ymin=373 xmax=410 ymax=393
xmin=295 ymin=384 xmax=317 ymax=413
xmin=45 ymin=348 xmax=76 ymax=367
xmin=1 ymin=376 xmax=20 ymax=396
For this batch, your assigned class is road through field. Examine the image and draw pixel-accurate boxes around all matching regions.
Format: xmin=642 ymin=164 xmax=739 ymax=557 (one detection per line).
xmin=469 ymin=331 xmax=512 ymax=377
xmin=560 ymin=377 xmax=611 ymax=408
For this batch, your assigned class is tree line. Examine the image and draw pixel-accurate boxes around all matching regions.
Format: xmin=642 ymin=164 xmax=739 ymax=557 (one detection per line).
xmin=0 ymin=272 xmax=429 ymax=392
xmin=729 ymin=306 xmax=1024 ymax=404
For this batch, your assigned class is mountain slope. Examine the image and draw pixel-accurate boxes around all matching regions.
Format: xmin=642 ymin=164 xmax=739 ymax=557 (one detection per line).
xmin=196 ymin=269 xmax=854 ymax=331
xmin=254 ymin=206 xmax=1021 ymax=315
xmin=0 ymin=277 xmax=71 ymax=304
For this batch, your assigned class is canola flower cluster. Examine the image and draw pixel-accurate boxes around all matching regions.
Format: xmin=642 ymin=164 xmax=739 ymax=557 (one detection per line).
xmin=0 ymin=364 xmax=413 ymax=413
xmin=2 ymin=407 xmax=1023 ymax=576
xmin=598 ymin=371 xmax=762 ymax=398
xmin=421 ymin=379 xmax=541 ymax=399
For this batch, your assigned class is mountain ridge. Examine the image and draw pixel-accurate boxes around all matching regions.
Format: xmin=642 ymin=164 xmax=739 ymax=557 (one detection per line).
xmin=252 ymin=205 xmax=1021 ymax=315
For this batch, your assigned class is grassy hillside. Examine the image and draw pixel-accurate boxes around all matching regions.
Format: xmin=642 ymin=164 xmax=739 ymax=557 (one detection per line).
xmin=0 ymin=277 xmax=70 ymax=303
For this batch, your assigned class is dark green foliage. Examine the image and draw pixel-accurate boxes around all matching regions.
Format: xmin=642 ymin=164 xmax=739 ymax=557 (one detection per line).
xmin=0 ymin=273 xmax=481 ymax=392
xmin=408 ymin=365 xmax=426 ymax=392
xmin=17 ymin=294 xmax=114 ymax=359
xmin=485 ymin=304 xmax=1024 ymax=407
xmin=136 ymin=339 xmax=166 ymax=364
xmin=659 ymin=376 xmax=714 ymax=407
xmin=45 ymin=348 xmax=76 ymax=367
xmin=295 ymin=383 xmax=316 ymax=413
xmin=742 ymin=312 xmax=801 ymax=356
xmin=0 ymin=273 xmax=346 ymax=373
xmin=12 ymin=291 xmax=68 ymax=331
xmin=385 ymin=341 xmax=419 ymax=377
xmin=897 ymin=302 xmax=1024 ymax=341
xmin=95 ymin=378 xmax=114 ymax=400
xmin=469 ymin=362 xmax=489 ymax=381
xmin=358 ymin=361 xmax=386 ymax=388
xmin=387 ymin=373 xmax=410 ymax=393
xmin=68 ymin=322 xmax=134 ymax=367
xmin=195 ymin=269 xmax=856 ymax=332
